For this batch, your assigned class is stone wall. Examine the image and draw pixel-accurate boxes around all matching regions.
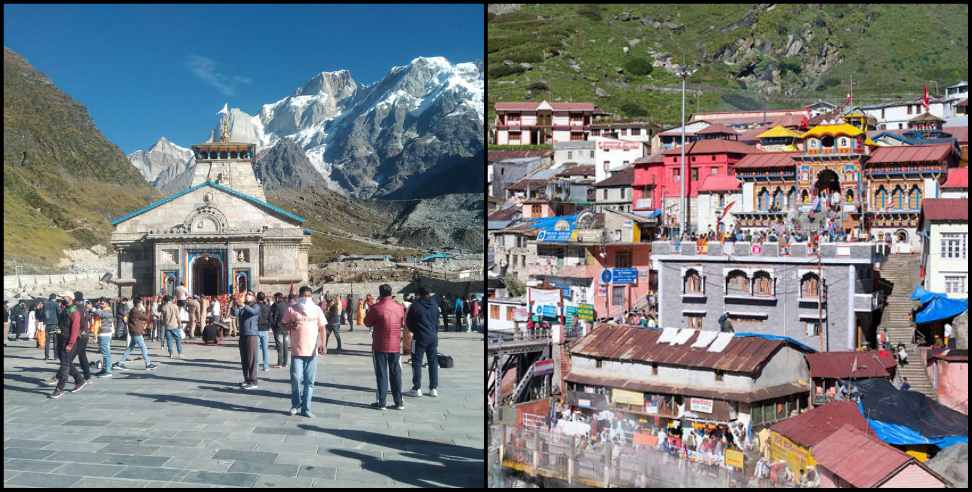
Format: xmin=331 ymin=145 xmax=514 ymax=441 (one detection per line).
xmin=4 ymin=273 xmax=104 ymax=291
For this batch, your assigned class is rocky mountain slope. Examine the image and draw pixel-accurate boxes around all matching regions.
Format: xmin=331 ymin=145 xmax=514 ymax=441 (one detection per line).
xmin=488 ymin=4 xmax=968 ymax=126
xmin=133 ymin=56 xmax=484 ymax=200
xmin=3 ymin=47 xmax=157 ymax=273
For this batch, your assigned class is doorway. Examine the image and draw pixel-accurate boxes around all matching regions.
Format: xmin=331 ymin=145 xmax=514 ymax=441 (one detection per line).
xmin=814 ymin=169 xmax=840 ymax=194
xmin=192 ymin=256 xmax=222 ymax=296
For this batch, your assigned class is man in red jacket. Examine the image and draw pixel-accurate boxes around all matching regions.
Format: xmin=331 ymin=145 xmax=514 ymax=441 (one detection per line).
xmin=48 ymin=291 xmax=88 ymax=399
xmin=364 ymin=284 xmax=406 ymax=411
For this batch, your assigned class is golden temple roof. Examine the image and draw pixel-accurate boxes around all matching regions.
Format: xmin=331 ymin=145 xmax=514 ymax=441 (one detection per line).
xmin=757 ymin=125 xmax=804 ymax=139
xmin=801 ymin=123 xmax=864 ymax=139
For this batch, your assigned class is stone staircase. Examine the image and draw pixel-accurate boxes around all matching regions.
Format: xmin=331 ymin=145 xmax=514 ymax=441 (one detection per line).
xmin=878 ymin=253 xmax=936 ymax=400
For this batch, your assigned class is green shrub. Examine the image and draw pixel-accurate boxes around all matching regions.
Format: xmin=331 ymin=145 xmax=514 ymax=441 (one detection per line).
xmin=527 ymin=80 xmax=550 ymax=92
xmin=488 ymin=64 xmax=527 ymax=79
xmin=488 ymin=34 xmax=533 ymax=54
xmin=498 ymin=46 xmax=543 ymax=64
xmin=619 ymin=101 xmax=648 ymax=117
xmin=623 ymin=57 xmax=654 ymax=76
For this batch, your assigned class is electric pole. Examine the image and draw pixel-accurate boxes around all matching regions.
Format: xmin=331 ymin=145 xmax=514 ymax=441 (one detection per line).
xmin=678 ymin=64 xmax=689 ymax=236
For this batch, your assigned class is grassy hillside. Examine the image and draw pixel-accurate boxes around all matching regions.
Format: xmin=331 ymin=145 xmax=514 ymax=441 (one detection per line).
xmin=4 ymin=47 xmax=158 ymax=273
xmin=488 ymin=4 xmax=968 ymax=128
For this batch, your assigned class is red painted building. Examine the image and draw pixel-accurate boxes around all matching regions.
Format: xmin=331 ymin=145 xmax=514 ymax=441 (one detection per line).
xmin=632 ymin=139 xmax=756 ymax=231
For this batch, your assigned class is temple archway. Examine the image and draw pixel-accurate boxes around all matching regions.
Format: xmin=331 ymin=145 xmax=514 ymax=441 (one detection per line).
xmin=814 ymin=169 xmax=840 ymax=194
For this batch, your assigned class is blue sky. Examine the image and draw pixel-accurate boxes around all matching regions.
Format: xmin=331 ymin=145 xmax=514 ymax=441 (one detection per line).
xmin=3 ymin=4 xmax=483 ymax=153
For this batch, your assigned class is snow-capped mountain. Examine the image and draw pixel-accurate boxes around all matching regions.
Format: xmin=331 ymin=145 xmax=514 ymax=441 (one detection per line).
xmin=129 ymin=56 xmax=483 ymax=199
xmin=127 ymin=136 xmax=194 ymax=186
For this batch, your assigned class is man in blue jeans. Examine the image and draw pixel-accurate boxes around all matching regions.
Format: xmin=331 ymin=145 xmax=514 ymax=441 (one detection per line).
xmin=256 ymin=292 xmax=272 ymax=371
xmin=91 ymin=299 xmax=115 ymax=378
xmin=280 ymin=286 xmax=327 ymax=417
xmin=453 ymin=295 xmax=464 ymax=332
xmin=405 ymin=287 xmax=439 ymax=398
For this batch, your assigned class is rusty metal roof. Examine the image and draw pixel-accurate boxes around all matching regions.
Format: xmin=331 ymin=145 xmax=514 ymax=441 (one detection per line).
xmin=811 ymin=424 xmax=920 ymax=488
xmin=569 ymin=324 xmax=786 ymax=376
xmin=866 ymin=143 xmax=955 ymax=164
xmin=804 ymin=351 xmax=892 ymax=379
xmin=769 ymin=401 xmax=869 ymax=448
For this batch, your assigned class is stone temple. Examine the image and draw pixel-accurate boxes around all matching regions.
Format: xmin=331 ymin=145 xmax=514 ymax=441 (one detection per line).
xmin=110 ymin=126 xmax=310 ymax=298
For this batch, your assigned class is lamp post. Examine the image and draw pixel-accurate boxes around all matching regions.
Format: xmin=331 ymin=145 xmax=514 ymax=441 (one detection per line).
xmin=676 ymin=65 xmax=697 ymax=236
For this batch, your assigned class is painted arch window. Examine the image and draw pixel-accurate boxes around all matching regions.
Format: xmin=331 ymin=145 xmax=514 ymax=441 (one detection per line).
xmin=846 ymin=188 xmax=855 ymax=203
xmin=801 ymin=273 xmax=820 ymax=299
xmin=908 ymin=186 xmax=921 ymax=209
xmin=726 ymin=270 xmax=750 ymax=296
xmin=875 ymin=186 xmax=888 ymax=209
xmin=787 ymin=187 xmax=797 ymax=207
xmin=753 ymin=271 xmax=774 ymax=297
xmin=772 ymin=188 xmax=784 ymax=209
xmin=757 ymin=188 xmax=770 ymax=211
xmin=892 ymin=186 xmax=905 ymax=209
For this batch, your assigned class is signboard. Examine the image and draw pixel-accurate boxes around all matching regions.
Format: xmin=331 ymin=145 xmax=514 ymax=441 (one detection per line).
xmin=597 ymin=139 xmax=641 ymax=151
xmin=724 ymin=449 xmax=745 ymax=470
xmin=751 ymin=244 xmax=763 ymax=255
xmin=633 ymin=432 xmax=658 ymax=447
xmin=578 ymin=399 xmax=592 ymax=408
xmin=611 ymin=268 xmax=639 ymax=285
xmin=534 ymin=359 xmax=554 ymax=376
xmin=768 ymin=432 xmax=815 ymax=477
xmin=689 ymin=398 xmax=713 ymax=414
xmin=533 ymin=304 xmax=559 ymax=318
xmin=536 ymin=219 xmax=574 ymax=242
xmin=612 ymin=388 xmax=645 ymax=406
xmin=600 ymin=269 xmax=612 ymax=284
xmin=564 ymin=305 xmax=578 ymax=328
xmin=577 ymin=303 xmax=595 ymax=321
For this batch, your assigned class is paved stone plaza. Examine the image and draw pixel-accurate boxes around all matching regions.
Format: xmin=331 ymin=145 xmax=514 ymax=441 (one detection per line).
xmin=3 ymin=329 xmax=485 ymax=488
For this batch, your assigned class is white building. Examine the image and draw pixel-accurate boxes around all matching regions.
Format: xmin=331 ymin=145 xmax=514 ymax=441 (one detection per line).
xmin=487 ymin=297 xmax=528 ymax=333
xmin=944 ymin=80 xmax=969 ymax=118
xmin=590 ymin=120 xmax=655 ymax=154
xmin=553 ymin=140 xmax=596 ymax=168
xmin=860 ymin=98 xmax=948 ymax=131
xmin=918 ymin=198 xmax=968 ymax=299
xmin=940 ymin=167 xmax=968 ymax=199
xmin=591 ymin=137 xmax=644 ymax=184
xmin=493 ymin=101 xmax=605 ymax=145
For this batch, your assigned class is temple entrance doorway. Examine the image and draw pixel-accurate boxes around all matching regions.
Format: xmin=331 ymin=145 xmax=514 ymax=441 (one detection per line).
xmin=814 ymin=169 xmax=840 ymax=194
xmin=192 ymin=256 xmax=222 ymax=296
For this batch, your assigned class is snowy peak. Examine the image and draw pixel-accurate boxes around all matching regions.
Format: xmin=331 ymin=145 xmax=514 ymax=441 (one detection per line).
xmin=296 ymin=70 xmax=357 ymax=98
xmin=128 ymin=135 xmax=194 ymax=185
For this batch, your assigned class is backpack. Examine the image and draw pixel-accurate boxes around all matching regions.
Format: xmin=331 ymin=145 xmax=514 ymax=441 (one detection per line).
xmin=78 ymin=307 xmax=91 ymax=337
xmin=436 ymin=353 xmax=454 ymax=369
xmin=258 ymin=303 xmax=271 ymax=330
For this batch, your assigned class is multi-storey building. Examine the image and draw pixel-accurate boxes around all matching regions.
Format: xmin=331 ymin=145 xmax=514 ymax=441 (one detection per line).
xmin=589 ymin=120 xmax=657 ymax=154
xmin=493 ymin=101 xmax=606 ymax=145
xmin=592 ymin=168 xmax=635 ymax=213
xmin=860 ymin=97 xmax=948 ymax=131
xmin=633 ymin=138 xmax=756 ymax=234
xmin=650 ymin=240 xmax=884 ymax=351
xmin=918 ymin=198 xmax=969 ymax=299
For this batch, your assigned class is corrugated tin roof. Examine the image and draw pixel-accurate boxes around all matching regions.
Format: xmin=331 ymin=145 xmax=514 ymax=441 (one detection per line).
xmin=769 ymin=401 xmax=869 ymax=448
xmin=811 ymin=424 xmax=916 ymax=488
xmin=942 ymin=167 xmax=968 ymax=189
xmin=734 ymin=151 xmax=799 ymax=169
xmin=557 ymin=164 xmax=596 ymax=177
xmin=918 ymin=198 xmax=969 ymax=227
xmin=695 ymin=123 xmax=738 ymax=135
xmin=697 ymin=174 xmax=741 ymax=192
xmin=633 ymin=153 xmax=665 ymax=165
xmin=569 ymin=324 xmax=787 ymax=376
xmin=661 ymin=139 xmax=757 ymax=156
xmin=804 ymin=352 xmax=891 ymax=379
xmin=943 ymin=125 xmax=968 ymax=145
xmin=866 ymin=143 xmax=955 ymax=164
xmin=594 ymin=168 xmax=635 ymax=188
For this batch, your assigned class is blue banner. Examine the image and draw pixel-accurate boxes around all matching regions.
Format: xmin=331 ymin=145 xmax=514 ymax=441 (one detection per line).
xmin=611 ymin=268 xmax=639 ymax=285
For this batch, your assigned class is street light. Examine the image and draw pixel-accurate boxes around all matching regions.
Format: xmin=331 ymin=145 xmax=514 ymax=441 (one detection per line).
xmin=676 ymin=64 xmax=698 ymax=237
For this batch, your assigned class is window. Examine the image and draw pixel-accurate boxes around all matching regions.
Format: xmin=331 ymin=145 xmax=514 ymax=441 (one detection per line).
xmin=821 ymin=136 xmax=834 ymax=148
xmin=753 ymin=271 xmax=774 ymax=297
xmin=892 ymin=186 xmax=905 ymax=209
xmin=772 ymin=188 xmax=784 ymax=209
xmin=788 ymin=187 xmax=797 ymax=207
xmin=651 ymin=363 xmax=658 ymax=375
xmin=718 ymin=193 xmax=725 ymax=208
xmin=757 ymin=188 xmax=770 ymax=211
xmin=490 ymin=304 xmax=500 ymax=319
xmin=673 ymin=168 xmax=680 ymax=179
xmin=567 ymin=151 xmax=573 ymax=160
xmin=908 ymin=186 xmax=921 ymax=209
xmin=603 ymin=189 xmax=608 ymax=200
xmin=621 ymin=187 xmax=627 ymax=199
xmin=531 ymin=204 xmax=541 ymax=216
xmin=715 ymin=370 xmax=724 ymax=382
xmin=941 ymin=233 xmax=967 ymax=259
xmin=691 ymin=168 xmax=699 ymax=181
xmin=802 ymin=190 xmax=810 ymax=204
xmin=590 ymin=150 xmax=595 ymax=158
xmin=875 ymin=186 xmax=888 ymax=209
xmin=801 ymin=273 xmax=820 ymax=299
xmin=612 ymin=286 xmax=625 ymax=306
xmin=727 ymin=270 xmax=749 ymax=295
xmin=805 ymin=321 xmax=820 ymax=336
xmin=507 ymin=306 xmax=515 ymax=320
xmin=710 ymin=167 xmax=718 ymax=176
xmin=596 ymin=359 xmax=603 ymax=368
xmin=615 ymin=251 xmax=632 ymax=268
xmin=684 ymin=269 xmax=703 ymax=294
xmin=944 ymin=275 xmax=967 ymax=295
xmin=908 ymin=104 xmax=913 ymax=115
xmin=846 ymin=189 xmax=855 ymax=203
xmin=688 ymin=315 xmax=704 ymax=329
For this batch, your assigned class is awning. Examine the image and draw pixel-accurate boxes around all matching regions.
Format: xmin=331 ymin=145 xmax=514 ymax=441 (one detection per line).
xmin=632 ymin=209 xmax=662 ymax=219
xmin=911 ymin=286 xmax=969 ymax=324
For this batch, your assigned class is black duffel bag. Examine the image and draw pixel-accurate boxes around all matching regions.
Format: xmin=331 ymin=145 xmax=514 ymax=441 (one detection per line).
xmin=437 ymin=353 xmax=454 ymax=369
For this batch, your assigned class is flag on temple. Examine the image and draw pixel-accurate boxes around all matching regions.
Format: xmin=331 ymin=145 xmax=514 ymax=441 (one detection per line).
xmin=846 ymin=92 xmax=852 ymax=105
xmin=923 ymin=85 xmax=929 ymax=111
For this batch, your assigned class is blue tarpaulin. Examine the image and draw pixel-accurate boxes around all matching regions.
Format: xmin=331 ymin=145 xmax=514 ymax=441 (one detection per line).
xmin=911 ymin=286 xmax=969 ymax=324
xmin=733 ymin=332 xmax=817 ymax=353
xmin=421 ymin=252 xmax=453 ymax=262
xmin=858 ymin=402 xmax=969 ymax=449
xmin=531 ymin=215 xmax=577 ymax=242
